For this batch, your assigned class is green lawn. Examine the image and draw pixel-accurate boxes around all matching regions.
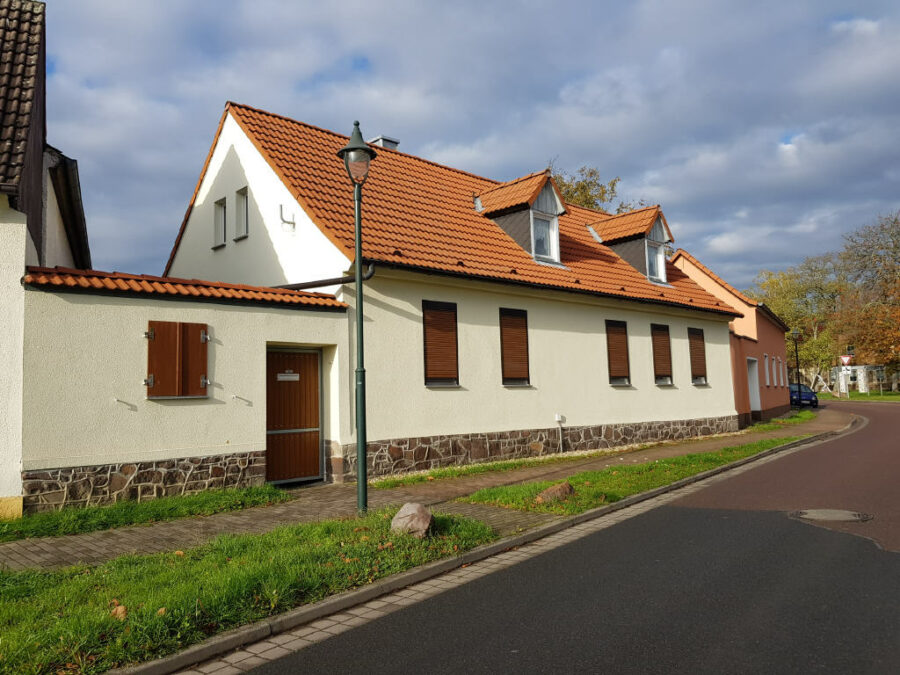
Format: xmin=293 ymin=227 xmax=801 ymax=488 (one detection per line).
xmin=818 ymin=390 xmax=900 ymax=402
xmin=0 ymin=510 xmax=495 ymax=673
xmin=461 ymin=436 xmax=805 ymax=515
xmin=746 ymin=409 xmax=816 ymax=432
xmin=0 ymin=486 xmax=291 ymax=543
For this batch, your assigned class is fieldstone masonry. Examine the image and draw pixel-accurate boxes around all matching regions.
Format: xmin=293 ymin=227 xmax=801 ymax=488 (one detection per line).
xmin=331 ymin=415 xmax=739 ymax=482
xmin=21 ymin=451 xmax=266 ymax=513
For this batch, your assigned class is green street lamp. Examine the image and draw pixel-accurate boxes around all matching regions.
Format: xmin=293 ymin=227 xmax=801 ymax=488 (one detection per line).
xmin=790 ymin=328 xmax=802 ymax=408
xmin=337 ymin=121 xmax=376 ymax=512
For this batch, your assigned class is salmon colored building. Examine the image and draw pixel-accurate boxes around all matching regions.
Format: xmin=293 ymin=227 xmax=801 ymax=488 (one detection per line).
xmin=671 ymin=250 xmax=791 ymax=427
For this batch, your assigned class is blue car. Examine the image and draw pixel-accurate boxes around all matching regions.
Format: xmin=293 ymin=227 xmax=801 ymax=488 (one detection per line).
xmin=789 ymin=383 xmax=818 ymax=408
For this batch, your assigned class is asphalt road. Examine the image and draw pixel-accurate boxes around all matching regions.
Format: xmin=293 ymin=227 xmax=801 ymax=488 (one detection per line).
xmin=253 ymin=402 xmax=900 ymax=674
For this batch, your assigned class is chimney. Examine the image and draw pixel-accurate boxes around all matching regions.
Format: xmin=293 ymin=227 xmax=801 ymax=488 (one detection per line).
xmin=368 ymin=135 xmax=399 ymax=150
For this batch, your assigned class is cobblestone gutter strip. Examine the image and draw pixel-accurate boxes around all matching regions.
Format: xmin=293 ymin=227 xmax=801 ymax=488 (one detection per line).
xmin=112 ymin=416 xmax=861 ymax=675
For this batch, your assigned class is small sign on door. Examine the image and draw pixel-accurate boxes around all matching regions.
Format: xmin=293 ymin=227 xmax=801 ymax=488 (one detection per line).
xmin=277 ymin=370 xmax=300 ymax=382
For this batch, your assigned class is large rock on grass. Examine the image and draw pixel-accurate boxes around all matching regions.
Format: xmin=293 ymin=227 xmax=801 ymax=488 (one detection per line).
xmin=391 ymin=503 xmax=434 ymax=539
xmin=535 ymin=481 xmax=574 ymax=505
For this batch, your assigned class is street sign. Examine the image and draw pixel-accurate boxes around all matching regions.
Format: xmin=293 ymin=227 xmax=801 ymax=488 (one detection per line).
xmin=840 ymin=355 xmax=852 ymax=365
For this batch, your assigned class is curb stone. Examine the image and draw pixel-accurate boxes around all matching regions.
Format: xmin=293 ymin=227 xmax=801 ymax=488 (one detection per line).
xmin=111 ymin=415 xmax=862 ymax=675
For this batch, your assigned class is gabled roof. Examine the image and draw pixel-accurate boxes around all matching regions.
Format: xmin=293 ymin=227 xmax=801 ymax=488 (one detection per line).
xmin=591 ymin=205 xmax=673 ymax=243
xmin=476 ymin=170 xmax=561 ymax=216
xmin=0 ymin=0 xmax=43 ymax=191
xmin=166 ymin=102 xmax=739 ymax=318
xmin=23 ymin=267 xmax=346 ymax=310
xmin=46 ymin=145 xmax=91 ymax=269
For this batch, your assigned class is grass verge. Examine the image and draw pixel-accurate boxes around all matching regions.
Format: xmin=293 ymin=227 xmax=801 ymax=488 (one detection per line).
xmin=0 ymin=486 xmax=291 ymax=543
xmin=746 ymin=409 xmax=816 ymax=432
xmin=460 ymin=436 xmax=806 ymax=515
xmin=0 ymin=509 xmax=495 ymax=673
xmin=818 ymin=390 xmax=900 ymax=402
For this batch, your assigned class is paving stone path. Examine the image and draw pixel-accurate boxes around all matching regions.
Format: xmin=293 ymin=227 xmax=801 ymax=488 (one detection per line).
xmin=0 ymin=408 xmax=849 ymax=571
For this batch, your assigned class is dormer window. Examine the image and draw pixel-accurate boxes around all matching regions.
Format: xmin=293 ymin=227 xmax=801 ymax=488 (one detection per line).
xmin=532 ymin=212 xmax=559 ymax=262
xmin=645 ymin=218 xmax=669 ymax=283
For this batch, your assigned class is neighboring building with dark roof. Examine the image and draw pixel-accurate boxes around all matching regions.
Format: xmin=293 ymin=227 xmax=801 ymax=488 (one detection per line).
xmin=164 ymin=102 xmax=744 ymax=485
xmin=671 ymin=249 xmax=791 ymax=426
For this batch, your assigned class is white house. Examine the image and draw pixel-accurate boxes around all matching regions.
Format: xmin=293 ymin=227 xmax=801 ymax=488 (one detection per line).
xmin=163 ymin=102 xmax=741 ymax=484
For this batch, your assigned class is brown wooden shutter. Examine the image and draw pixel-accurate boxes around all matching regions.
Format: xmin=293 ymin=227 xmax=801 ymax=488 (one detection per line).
xmin=499 ymin=308 xmax=529 ymax=384
xmin=688 ymin=327 xmax=707 ymax=379
xmin=423 ymin=301 xmax=458 ymax=384
xmin=651 ymin=324 xmax=672 ymax=378
xmin=606 ymin=320 xmax=630 ymax=380
xmin=147 ymin=320 xmax=180 ymax=397
xmin=181 ymin=323 xmax=209 ymax=397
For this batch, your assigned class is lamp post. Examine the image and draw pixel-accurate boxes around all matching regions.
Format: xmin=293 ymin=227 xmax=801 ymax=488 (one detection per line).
xmin=337 ymin=121 xmax=376 ymax=512
xmin=790 ymin=329 xmax=801 ymax=408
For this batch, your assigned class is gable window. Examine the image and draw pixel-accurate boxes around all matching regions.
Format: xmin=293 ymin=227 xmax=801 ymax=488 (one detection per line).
xmin=423 ymin=300 xmax=459 ymax=386
xmin=688 ymin=328 xmax=708 ymax=385
xmin=499 ymin=308 xmax=529 ymax=385
xmin=532 ymin=213 xmax=559 ymax=262
xmin=234 ymin=187 xmax=249 ymax=240
xmin=606 ymin=320 xmax=630 ymax=386
xmin=213 ymin=198 xmax=226 ymax=249
xmin=650 ymin=323 xmax=673 ymax=385
xmin=145 ymin=320 xmax=209 ymax=398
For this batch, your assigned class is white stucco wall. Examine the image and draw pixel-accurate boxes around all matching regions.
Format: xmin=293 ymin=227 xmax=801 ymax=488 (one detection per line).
xmin=21 ymin=290 xmax=349 ymax=471
xmin=167 ymin=114 xmax=350 ymax=290
xmin=43 ymin=172 xmax=75 ymax=268
xmin=339 ymin=268 xmax=737 ymax=444
xmin=0 ymin=197 xmax=27 ymax=503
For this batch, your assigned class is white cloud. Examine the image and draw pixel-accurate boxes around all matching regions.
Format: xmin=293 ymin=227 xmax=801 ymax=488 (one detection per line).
xmin=831 ymin=18 xmax=881 ymax=36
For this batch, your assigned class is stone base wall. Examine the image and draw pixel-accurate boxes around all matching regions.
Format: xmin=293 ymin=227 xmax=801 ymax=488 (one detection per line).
xmin=21 ymin=451 xmax=266 ymax=514
xmin=333 ymin=415 xmax=739 ymax=482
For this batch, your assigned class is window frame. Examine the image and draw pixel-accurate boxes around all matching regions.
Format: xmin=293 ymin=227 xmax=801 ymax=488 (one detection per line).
xmin=530 ymin=209 xmax=560 ymax=263
xmin=234 ymin=187 xmax=249 ymax=241
xmin=646 ymin=241 xmax=667 ymax=283
xmin=213 ymin=198 xmax=226 ymax=249
xmin=606 ymin=319 xmax=631 ymax=386
xmin=688 ymin=327 xmax=708 ymax=385
xmin=650 ymin=323 xmax=673 ymax=386
xmin=422 ymin=300 xmax=459 ymax=387
xmin=764 ymin=354 xmax=770 ymax=386
xmin=499 ymin=308 xmax=530 ymax=386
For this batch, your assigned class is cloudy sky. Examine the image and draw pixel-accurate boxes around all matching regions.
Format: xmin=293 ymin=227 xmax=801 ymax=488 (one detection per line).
xmin=46 ymin=0 xmax=900 ymax=288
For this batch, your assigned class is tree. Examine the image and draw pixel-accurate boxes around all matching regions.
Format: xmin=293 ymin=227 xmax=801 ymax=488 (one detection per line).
xmin=550 ymin=163 xmax=647 ymax=213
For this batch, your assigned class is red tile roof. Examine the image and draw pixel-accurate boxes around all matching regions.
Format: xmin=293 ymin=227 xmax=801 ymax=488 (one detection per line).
xmin=167 ymin=102 xmax=738 ymax=318
xmin=591 ymin=205 xmax=674 ymax=243
xmin=23 ymin=267 xmax=346 ymax=309
xmin=477 ymin=171 xmax=554 ymax=216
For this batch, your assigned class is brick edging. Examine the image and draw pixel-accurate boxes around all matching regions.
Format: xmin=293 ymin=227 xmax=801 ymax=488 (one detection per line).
xmin=112 ymin=415 xmax=862 ymax=675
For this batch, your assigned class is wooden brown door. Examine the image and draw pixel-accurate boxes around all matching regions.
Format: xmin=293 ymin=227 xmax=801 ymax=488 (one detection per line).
xmin=266 ymin=351 xmax=321 ymax=482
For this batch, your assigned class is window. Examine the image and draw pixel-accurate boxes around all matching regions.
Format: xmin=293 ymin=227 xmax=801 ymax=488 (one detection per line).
xmin=499 ymin=308 xmax=529 ymax=385
xmin=646 ymin=242 xmax=666 ymax=282
xmin=688 ymin=328 xmax=707 ymax=385
xmin=764 ymin=354 xmax=770 ymax=386
xmin=650 ymin=323 xmax=673 ymax=385
xmin=145 ymin=321 xmax=209 ymax=398
xmin=423 ymin=301 xmax=458 ymax=385
xmin=532 ymin=212 xmax=559 ymax=262
xmin=773 ymin=358 xmax=779 ymax=387
xmin=606 ymin=320 xmax=630 ymax=386
xmin=777 ymin=358 xmax=783 ymax=386
xmin=213 ymin=198 xmax=226 ymax=249
xmin=234 ymin=187 xmax=249 ymax=240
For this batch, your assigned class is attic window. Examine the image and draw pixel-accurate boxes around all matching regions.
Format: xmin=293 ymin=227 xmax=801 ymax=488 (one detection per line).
xmin=645 ymin=218 xmax=668 ymax=283
xmin=532 ymin=212 xmax=559 ymax=262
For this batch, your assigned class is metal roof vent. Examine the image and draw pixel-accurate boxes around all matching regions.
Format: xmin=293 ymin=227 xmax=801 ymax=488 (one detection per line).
xmin=368 ymin=135 xmax=399 ymax=150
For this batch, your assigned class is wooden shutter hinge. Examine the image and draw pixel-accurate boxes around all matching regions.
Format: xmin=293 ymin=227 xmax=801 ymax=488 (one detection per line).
xmin=144 ymin=374 xmax=155 ymax=388
xmin=200 ymin=330 xmax=210 ymax=343
xmin=144 ymin=329 xmax=155 ymax=340
xmin=200 ymin=375 xmax=209 ymax=388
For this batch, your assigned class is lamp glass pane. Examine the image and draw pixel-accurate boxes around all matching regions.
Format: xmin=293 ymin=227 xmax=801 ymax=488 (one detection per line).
xmin=346 ymin=149 xmax=371 ymax=184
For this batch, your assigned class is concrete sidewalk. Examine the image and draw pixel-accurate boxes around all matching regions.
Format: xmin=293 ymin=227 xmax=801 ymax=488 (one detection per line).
xmin=0 ymin=407 xmax=850 ymax=571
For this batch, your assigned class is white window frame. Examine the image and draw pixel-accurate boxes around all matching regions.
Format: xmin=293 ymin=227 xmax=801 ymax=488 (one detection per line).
xmin=234 ymin=187 xmax=249 ymax=241
xmin=213 ymin=198 xmax=226 ymax=249
xmin=764 ymin=354 xmax=770 ymax=386
xmin=530 ymin=210 xmax=560 ymax=263
xmin=773 ymin=358 xmax=779 ymax=388
xmin=646 ymin=240 xmax=667 ymax=283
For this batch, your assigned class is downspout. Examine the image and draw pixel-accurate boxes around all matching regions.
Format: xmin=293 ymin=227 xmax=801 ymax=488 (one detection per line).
xmin=276 ymin=263 xmax=375 ymax=291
